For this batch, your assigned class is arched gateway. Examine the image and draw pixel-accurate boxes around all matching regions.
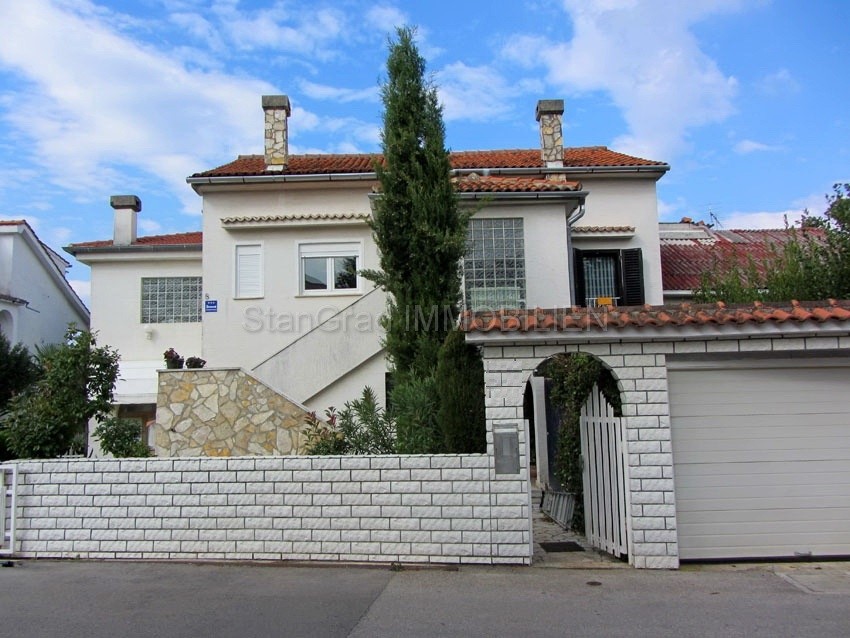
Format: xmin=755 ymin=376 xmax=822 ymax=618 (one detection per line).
xmin=462 ymin=301 xmax=850 ymax=569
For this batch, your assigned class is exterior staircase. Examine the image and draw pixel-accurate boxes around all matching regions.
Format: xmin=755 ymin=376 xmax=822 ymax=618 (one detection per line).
xmin=251 ymin=288 xmax=385 ymax=404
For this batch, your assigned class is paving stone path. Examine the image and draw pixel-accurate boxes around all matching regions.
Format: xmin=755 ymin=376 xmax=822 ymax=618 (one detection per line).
xmin=531 ymin=487 xmax=628 ymax=569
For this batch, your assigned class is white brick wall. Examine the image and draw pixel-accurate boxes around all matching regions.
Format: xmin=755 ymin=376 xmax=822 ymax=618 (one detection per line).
xmin=480 ymin=331 xmax=849 ymax=570
xmin=7 ymin=454 xmax=530 ymax=565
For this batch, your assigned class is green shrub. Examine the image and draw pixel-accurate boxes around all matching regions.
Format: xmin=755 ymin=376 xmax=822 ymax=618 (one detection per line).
xmin=435 ymin=329 xmax=486 ymax=453
xmin=302 ymin=408 xmax=347 ymax=455
xmin=392 ymin=375 xmax=440 ymax=454
xmin=93 ymin=416 xmax=151 ymax=457
xmin=303 ymin=387 xmax=396 ymax=455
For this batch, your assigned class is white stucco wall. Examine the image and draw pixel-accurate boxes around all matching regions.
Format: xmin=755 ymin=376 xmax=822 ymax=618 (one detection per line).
xmin=0 ymin=226 xmax=89 ymax=351
xmin=469 ymin=201 xmax=574 ymax=308
xmin=571 ymin=176 xmax=664 ymax=305
xmin=199 ymin=184 xmax=381 ymax=363
xmin=80 ymin=252 xmax=202 ymax=410
xmin=196 ymin=175 xmax=664 ymax=412
xmin=87 ymin=254 xmax=202 ymax=362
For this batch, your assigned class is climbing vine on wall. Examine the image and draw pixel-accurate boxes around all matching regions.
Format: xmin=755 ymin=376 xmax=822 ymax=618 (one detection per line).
xmin=539 ymin=352 xmax=621 ymax=531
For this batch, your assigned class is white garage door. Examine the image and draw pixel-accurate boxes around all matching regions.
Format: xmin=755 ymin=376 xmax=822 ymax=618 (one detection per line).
xmin=669 ymin=360 xmax=850 ymax=561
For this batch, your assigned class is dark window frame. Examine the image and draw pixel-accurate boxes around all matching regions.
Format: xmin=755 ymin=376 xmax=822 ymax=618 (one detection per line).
xmin=573 ymin=247 xmax=644 ymax=307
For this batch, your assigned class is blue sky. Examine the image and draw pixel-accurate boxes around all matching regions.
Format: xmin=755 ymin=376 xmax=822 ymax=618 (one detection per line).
xmin=0 ymin=0 xmax=847 ymax=304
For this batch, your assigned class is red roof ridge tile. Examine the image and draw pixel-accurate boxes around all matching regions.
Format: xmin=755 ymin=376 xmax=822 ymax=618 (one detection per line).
xmin=461 ymin=300 xmax=850 ymax=334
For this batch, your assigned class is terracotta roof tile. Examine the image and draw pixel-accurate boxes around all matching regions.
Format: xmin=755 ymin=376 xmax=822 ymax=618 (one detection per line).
xmin=452 ymin=174 xmax=582 ymax=193
xmin=461 ymin=300 xmax=850 ymax=334
xmin=69 ymin=231 xmax=202 ymax=249
xmin=660 ymin=227 xmax=825 ymax=291
xmin=192 ymin=147 xmax=667 ymax=178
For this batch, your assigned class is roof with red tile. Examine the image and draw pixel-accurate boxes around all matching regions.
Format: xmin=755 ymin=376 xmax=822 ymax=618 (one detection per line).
xmin=452 ymin=174 xmax=582 ymax=193
xmin=659 ymin=226 xmax=826 ymax=291
xmin=461 ymin=300 xmax=850 ymax=335
xmin=68 ymin=231 xmax=202 ymax=250
xmin=191 ymin=147 xmax=667 ymax=178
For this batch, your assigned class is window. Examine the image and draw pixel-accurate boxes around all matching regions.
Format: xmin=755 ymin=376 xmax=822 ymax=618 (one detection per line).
xmin=235 ymin=244 xmax=263 ymax=298
xmin=463 ymin=218 xmax=526 ymax=311
xmin=573 ymin=248 xmax=644 ymax=307
xmin=299 ymin=243 xmax=360 ymax=294
xmin=140 ymin=277 xmax=202 ymax=323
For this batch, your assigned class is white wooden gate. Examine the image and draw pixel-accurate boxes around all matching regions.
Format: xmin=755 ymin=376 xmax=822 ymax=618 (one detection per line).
xmin=580 ymin=385 xmax=629 ymax=558
xmin=0 ymin=465 xmax=17 ymax=555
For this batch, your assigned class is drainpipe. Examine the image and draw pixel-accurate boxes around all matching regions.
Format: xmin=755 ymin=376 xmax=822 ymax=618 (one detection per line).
xmin=566 ymin=201 xmax=586 ymax=307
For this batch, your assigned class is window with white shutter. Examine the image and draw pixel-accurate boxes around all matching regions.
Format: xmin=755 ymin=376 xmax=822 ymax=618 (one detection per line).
xmin=235 ymin=244 xmax=263 ymax=298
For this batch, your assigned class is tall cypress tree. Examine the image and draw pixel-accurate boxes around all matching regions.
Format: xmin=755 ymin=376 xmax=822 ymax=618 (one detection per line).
xmin=362 ymin=27 xmax=469 ymax=380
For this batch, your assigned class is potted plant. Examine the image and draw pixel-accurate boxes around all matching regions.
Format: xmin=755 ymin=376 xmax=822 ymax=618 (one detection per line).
xmin=163 ymin=348 xmax=184 ymax=369
xmin=185 ymin=356 xmax=206 ymax=369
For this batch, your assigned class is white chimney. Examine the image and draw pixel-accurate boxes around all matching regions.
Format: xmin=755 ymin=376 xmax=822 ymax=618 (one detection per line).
xmin=536 ymin=99 xmax=564 ymax=168
xmin=262 ymin=95 xmax=291 ymax=169
xmin=111 ymin=195 xmax=141 ymax=246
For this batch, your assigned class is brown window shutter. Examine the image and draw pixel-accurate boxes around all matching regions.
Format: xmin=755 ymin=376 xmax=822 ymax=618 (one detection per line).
xmin=619 ymin=248 xmax=644 ymax=306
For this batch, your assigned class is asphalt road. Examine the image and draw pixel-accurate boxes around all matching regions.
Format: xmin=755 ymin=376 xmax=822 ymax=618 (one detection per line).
xmin=1 ymin=560 xmax=848 ymax=638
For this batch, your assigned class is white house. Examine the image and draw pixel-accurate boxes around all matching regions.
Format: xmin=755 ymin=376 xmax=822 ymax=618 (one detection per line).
xmin=62 ymin=95 xmax=850 ymax=567
xmin=67 ymin=96 xmax=668 ymax=434
xmin=0 ymin=219 xmax=89 ymax=351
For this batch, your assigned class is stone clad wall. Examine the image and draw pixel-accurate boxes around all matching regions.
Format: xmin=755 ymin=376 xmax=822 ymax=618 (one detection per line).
xmin=154 ymin=368 xmax=310 ymax=457
xmin=7 ymin=454 xmax=529 ymax=565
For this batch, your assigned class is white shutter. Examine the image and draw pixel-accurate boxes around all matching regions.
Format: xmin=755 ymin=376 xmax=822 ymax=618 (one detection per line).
xmin=235 ymin=244 xmax=263 ymax=298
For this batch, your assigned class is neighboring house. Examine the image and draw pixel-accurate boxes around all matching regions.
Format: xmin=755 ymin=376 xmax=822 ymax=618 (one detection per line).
xmin=66 ymin=196 xmax=202 ymax=453
xmin=0 ymin=220 xmax=89 ymax=351
xmin=659 ymin=219 xmax=824 ymax=302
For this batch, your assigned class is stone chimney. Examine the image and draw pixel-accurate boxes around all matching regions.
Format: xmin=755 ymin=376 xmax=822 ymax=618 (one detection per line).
xmin=262 ymin=95 xmax=291 ymax=169
xmin=110 ymin=195 xmax=141 ymax=246
xmin=535 ymin=99 xmax=564 ymax=168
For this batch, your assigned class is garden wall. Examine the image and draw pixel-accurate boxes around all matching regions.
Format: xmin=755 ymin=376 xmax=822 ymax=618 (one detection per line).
xmin=6 ymin=454 xmax=531 ymax=565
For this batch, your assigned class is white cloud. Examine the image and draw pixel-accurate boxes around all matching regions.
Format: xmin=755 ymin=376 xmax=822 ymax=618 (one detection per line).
xmin=502 ymin=0 xmax=746 ymax=161
xmin=0 ymin=0 xmax=277 ymax=213
xmin=757 ymin=68 xmax=800 ymax=96
xmin=366 ymin=6 xmax=409 ymax=33
xmin=437 ymin=62 xmax=542 ymax=122
xmin=719 ymin=193 xmax=827 ymax=230
xmin=717 ymin=210 xmax=795 ymax=230
xmin=734 ymin=139 xmax=783 ymax=154
xmin=211 ymin=3 xmax=345 ymax=59
xmin=298 ymin=80 xmax=378 ymax=104
xmin=138 ymin=218 xmax=162 ymax=233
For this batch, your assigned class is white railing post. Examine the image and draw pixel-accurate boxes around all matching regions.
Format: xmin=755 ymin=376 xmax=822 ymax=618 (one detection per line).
xmin=0 ymin=465 xmax=16 ymax=555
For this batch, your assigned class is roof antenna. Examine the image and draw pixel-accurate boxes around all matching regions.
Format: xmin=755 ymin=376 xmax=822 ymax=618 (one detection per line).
xmin=708 ymin=206 xmax=722 ymax=229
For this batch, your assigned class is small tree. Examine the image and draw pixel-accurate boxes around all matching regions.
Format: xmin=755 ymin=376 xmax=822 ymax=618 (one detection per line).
xmin=0 ymin=332 xmax=39 ymax=410
xmin=1 ymin=326 xmax=119 ymax=459
xmin=0 ymin=333 xmax=40 ymax=460
xmin=362 ymin=27 xmax=470 ymax=380
xmin=435 ymin=329 xmax=485 ymax=453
